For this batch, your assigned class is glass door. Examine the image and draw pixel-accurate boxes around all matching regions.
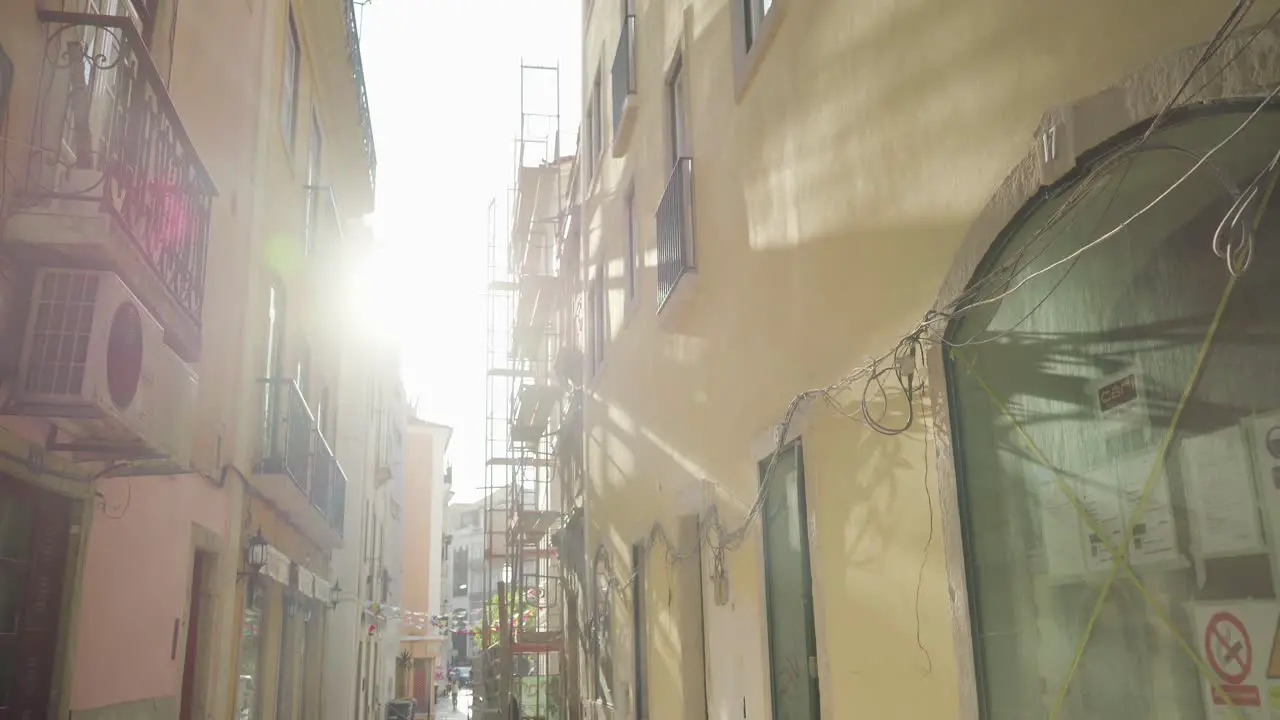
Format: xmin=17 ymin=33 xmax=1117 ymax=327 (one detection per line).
xmin=760 ymin=444 xmax=821 ymax=720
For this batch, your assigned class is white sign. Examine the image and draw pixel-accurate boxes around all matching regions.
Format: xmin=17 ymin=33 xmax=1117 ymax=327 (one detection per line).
xmin=264 ymin=546 xmax=291 ymax=585
xmin=297 ymin=566 xmax=316 ymax=599
xmin=1089 ymin=364 xmax=1148 ymax=435
xmin=1079 ymin=449 xmax=1180 ymax=573
xmin=1031 ymin=465 xmax=1089 ymax=580
xmin=1180 ymin=426 xmax=1266 ymax=558
xmin=1246 ymin=412 xmax=1280 ymax=549
xmin=1188 ymin=600 xmax=1280 ymax=718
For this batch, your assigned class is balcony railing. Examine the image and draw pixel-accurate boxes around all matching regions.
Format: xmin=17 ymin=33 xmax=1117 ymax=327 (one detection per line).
xmin=305 ymin=184 xmax=345 ymax=254
xmin=31 ymin=11 xmax=215 ymax=326
xmin=260 ymin=378 xmax=347 ymax=537
xmin=656 ymin=157 xmax=694 ymax=309
xmin=342 ymin=0 xmax=377 ymax=190
xmin=610 ymin=15 xmax=636 ymax=131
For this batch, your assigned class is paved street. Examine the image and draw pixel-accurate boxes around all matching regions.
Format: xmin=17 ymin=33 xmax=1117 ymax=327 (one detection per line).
xmin=432 ymin=688 xmax=473 ymax=720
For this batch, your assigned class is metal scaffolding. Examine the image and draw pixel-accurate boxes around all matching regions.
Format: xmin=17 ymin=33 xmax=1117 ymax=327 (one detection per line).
xmin=480 ymin=61 xmax=574 ymax=720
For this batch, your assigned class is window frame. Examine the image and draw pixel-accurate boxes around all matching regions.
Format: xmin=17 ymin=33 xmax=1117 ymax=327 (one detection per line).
xmin=593 ymin=547 xmax=614 ymax=708
xmin=275 ymin=595 xmax=299 ymax=720
xmin=588 ymin=69 xmax=604 ymax=180
xmin=759 ymin=440 xmax=822 ymax=720
xmin=666 ymin=53 xmax=687 ymax=169
xmin=305 ymin=105 xmax=324 ymax=254
xmin=588 ymin=263 xmax=608 ymax=379
xmin=263 ymin=283 xmax=286 ymax=451
xmin=624 ymin=184 xmax=639 ymax=303
xmin=0 ymin=43 xmax=13 ymax=133
xmin=935 ymin=100 xmax=1280 ymax=718
xmin=631 ymin=542 xmax=648 ymax=719
xmin=281 ymin=7 xmax=301 ymax=151
xmin=730 ymin=0 xmax=787 ymax=99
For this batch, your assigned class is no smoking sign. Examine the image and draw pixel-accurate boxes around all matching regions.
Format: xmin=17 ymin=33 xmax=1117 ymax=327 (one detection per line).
xmin=1206 ymin=612 xmax=1252 ymax=684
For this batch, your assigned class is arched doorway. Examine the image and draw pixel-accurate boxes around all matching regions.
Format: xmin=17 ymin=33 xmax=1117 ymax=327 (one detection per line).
xmin=944 ymin=103 xmax=1280 ymax=717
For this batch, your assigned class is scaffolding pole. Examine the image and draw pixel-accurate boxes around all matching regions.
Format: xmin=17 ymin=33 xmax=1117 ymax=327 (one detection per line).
xmin=482 ymin=59 xmax=569 ymax=720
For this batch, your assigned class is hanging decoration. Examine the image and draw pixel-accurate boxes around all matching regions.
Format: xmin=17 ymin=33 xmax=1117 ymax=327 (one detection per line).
xmin=353 ymin=592 xmax=547 ymax=637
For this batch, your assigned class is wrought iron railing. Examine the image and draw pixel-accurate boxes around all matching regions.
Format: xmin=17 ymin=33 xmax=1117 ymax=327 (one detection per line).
xmin=304 ymin=184 xmax=344 ymax=254
xmin=32 ymin=11 xmax=216 ymax=325
xmin=312 ymin=433 xmax=347 ymax=538
xmin=656 ymin=157 xmax=694 ymax=309
xmin=342 ymin=0 xmax=377 ymax=190
xmin=262 ymin=378 xmax=313 ymax=489
xmin=260 ymin=378 xmax=347 ymax=537
xmin=610 ymin=15 xmax=635 ymax=131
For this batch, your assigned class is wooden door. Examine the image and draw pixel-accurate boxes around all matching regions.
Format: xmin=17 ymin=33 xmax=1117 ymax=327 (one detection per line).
xmin=412 ymin=661 xmax=426 ymax=710
xmin=0 ymin=474 xmax=71 ymax=719
xmin=178 ymin=552 xmax=206 ymax=720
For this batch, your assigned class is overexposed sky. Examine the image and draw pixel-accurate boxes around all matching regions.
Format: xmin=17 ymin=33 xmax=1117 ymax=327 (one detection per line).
xmin=359 ymin=0 xmax=581 ymax=501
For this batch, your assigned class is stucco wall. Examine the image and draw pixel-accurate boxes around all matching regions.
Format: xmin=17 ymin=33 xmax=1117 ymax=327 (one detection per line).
xmin=579 ymin=0 xmax=1280 ymax=718
xmin=70 ymin=475 xmax=228 ymax=712
xmin=403 ymin=427 xmax=438 ymax=614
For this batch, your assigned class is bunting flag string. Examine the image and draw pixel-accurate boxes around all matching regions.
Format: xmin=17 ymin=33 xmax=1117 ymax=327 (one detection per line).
xmin=360 ymin=598 xmax=543 ymax=637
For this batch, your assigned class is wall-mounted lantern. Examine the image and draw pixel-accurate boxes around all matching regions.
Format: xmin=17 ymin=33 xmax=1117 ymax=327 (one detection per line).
xmin=239 ymin=529 xmax=268 ymax=580
xmin=329 ymin=581 xmax=344 ymax=609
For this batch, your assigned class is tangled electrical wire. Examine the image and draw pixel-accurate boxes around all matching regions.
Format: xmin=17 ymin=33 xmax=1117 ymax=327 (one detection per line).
xmin=582 ymin=4 xmax=1280 ymax=611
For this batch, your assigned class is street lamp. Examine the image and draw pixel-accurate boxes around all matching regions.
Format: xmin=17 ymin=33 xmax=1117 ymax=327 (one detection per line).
xmin=329 ymin=581 xmax=343 ymax=609
xmin=239 ymin=530 xmax=268 ymax=579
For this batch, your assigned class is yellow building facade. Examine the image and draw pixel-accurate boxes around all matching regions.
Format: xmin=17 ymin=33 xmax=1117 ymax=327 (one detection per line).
xmin=574 ymin=1 xmax=1280 ymax=719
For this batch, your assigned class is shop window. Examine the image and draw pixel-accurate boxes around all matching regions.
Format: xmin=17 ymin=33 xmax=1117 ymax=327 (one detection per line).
xmin=945 ymin=106 xmax=1280 ymax=718
xmin=594 ymin=549 xmax=614 ymax=707
xmin=234 ymin=586 xmax=265 ymax=720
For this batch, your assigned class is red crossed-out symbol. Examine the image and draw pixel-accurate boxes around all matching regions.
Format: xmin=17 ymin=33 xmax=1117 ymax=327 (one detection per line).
xmin=1205 ymin=611 xmax=1252 ymax=685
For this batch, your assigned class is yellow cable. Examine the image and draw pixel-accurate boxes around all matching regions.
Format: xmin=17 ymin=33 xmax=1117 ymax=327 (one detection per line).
xmin=958 ymin=343 xmax=1241 ymax=718
xmin=955 ymin=270 xmax=1243 ymax=717
xmin=956 ymin=137 xmax=1280 ymax=719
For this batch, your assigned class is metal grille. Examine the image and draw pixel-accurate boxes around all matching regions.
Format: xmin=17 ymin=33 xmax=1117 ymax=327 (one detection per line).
xmin=24 ymin=271 xmax=100 ymax=396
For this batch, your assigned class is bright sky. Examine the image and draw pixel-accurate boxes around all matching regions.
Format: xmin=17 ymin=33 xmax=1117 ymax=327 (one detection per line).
xmin=359 ymin=1 xmax=581 ymax=502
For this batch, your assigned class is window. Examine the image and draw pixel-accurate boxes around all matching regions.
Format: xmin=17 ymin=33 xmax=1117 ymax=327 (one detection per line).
xmin=453 ymin=547 xmax=470 ymax=595
xmin=624 ymin=186 xmax=638 ymax=301
xmin=281 ymin=8 xmax=300 ymax=148
xmin=275 ymin=598 xmax=299 ymax=720
xmin=744 ymin=0 xmax=774 ymax=49
xmin=0 ymin=44 xmax=12 ymax=132
xmin=299 ymin=609 xmax=318 ymax=720
xmin=667 ymin=54 xmax=687 ymax=168
xmin=945 ymin=108 xmax=1280 ymax=718
xmin=263 ymin=285 xmax=285 ymax=447
xmin=318 ymin=385 xmax=332 ymax=440
xmin=233 ymin=587 xmax=265 ymax=720
xmin=588 ymin=71 xmax=604 ymax=176
xmin=127 ymin=0 xmax=159 ymax=40
xmin=305 ymin=107 xmax=323 ymax=254
xmin=588 ymin=266 xmax=608 ymax=377
xmin=760 ymin=442 xmax=820 ymax=719
xmin=295 ymin=343 xmax=309 ymax=398
xmin=594 ymin=550 xmax=614 ymax=707
xmin=631 ymin=543 xmax=648 ymax=719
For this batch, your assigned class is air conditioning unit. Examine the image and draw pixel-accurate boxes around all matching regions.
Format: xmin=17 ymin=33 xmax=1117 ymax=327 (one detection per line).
xmin=11 ymin=268 xmax=197 ymax=465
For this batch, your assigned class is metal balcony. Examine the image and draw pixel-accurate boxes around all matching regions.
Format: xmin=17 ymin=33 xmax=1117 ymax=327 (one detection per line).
xmin=610 ymin=14 xmax=638 ymax=156
xmin=656 ymin=157 xmax=695 ymax=310
xmin=255 ymin=378 xmax=347 ymax=547
xmin=342 ymin=0 xmax=377 ymax=190
xmin=6 ymin=11 xmax=216 ymax=361
xmin=305 ymin=184 xmax=346 ymax=255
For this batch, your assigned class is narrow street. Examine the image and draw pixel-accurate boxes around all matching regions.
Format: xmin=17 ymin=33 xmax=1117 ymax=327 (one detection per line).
xmin=434 ymin=688 xmax=473 ymax=720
